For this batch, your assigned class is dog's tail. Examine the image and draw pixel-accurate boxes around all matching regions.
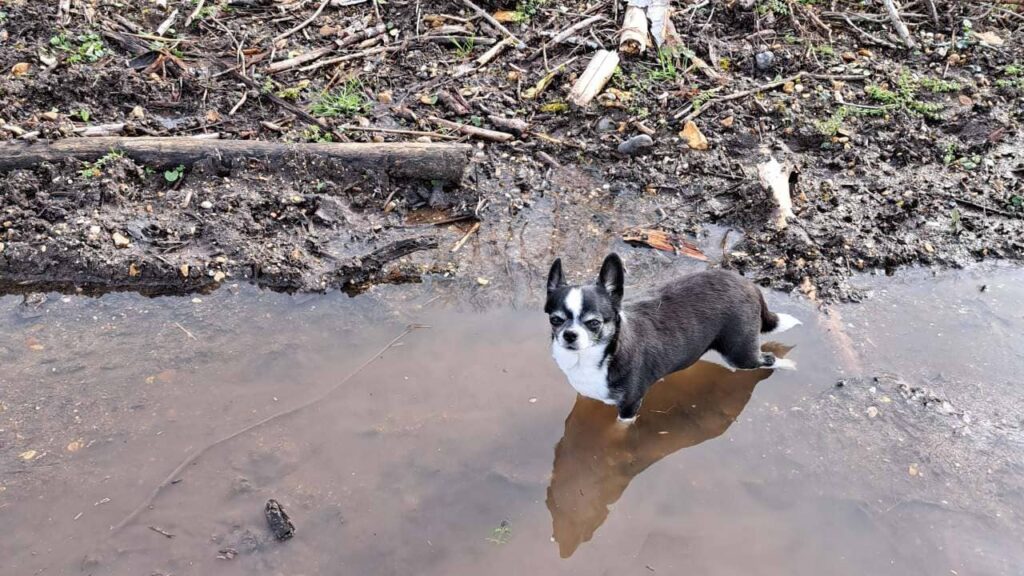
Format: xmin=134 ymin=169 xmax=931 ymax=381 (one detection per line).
xmin=759 ymin=291 xmax=802 ymax=334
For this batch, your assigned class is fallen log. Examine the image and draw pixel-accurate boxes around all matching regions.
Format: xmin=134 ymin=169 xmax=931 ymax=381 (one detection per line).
xmin=0 ymin=138 xmax=472 ymax=182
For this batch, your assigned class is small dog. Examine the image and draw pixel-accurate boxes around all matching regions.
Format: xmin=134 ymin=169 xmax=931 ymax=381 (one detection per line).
xmin=545 ymin=254 xmax=800 ymax=423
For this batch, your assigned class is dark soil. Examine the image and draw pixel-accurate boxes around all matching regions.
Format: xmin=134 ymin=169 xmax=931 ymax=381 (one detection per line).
xmin=1 ymin=0 xmax=1022 ymax=302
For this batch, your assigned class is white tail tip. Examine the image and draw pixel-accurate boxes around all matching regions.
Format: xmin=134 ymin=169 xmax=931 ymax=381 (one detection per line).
xmin=770 ymin=313 xmax=802 ymax=334
xmin=772 ymin=358 xmax=798 ymax=371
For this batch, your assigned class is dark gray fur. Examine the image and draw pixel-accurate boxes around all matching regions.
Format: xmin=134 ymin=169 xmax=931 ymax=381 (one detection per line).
xmin=546 ymin=254 xmax=784 ymax=420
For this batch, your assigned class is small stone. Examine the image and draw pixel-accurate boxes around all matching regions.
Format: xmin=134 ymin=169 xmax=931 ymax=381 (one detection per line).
xmin=841 ymin=51 xmax=857 ymax=62
xmin=0 ymin=242 xmax=4 ymax=254
xmin=754 ymin=51 xmax=775 ymax=71
xmin=908 ymin=463 xmax=920 ymax=477
xmin=112 ymin=232 xmax=131 ymax=248
xmin=596 ymin=116 xmax=618 ymax=133
xmin=128 ymin=263 xmax=140 ymax=277
xmin=794 ymin=84 xmax=805 ymax=93
xmin=200 ymin=200 xmax=213 ymax=209
xmin=179 ymin=264 xmax=190 ymax=279
xmin=617 ymin=134 xmax=654 ymax=156
xmin=88 ymin=225 xmax=101 ymax=237
xmin=19 ymin=450 xmax=38 ymax=461
xmin=377 ymin=91 xmax=393 ymax=104
xmin=130 ymin=106 xmax=145 ymax=119
xmin=213 ymin=271 xmax=226 ymax=283
xmin=866 ymin=406 xmax=879 ymax=418
xmin=720 ymin=115 xmax=735 ymax=128
xmin=11 ymin=62 xmax=30 ymax=76
xmin=782 ymin=81 xmax=795 ymax=94
xmin=476 ymin=277 xmax=490 ymax=286
xmin=41 ymin=111 xmax=59 ymax=122
xmin=923 ymin=242 xmax=935 ymax=253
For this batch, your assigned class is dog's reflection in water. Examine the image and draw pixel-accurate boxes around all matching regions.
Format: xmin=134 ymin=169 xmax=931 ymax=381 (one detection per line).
xmin=546 ymin=344 xmax=792 ymax=558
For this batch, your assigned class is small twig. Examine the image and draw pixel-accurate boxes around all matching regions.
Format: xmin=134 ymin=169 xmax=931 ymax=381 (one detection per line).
xmin=228 ymin=89 xmax=248 ymax=116
xmin=950 ymin=196 xmax=1020 ymax=219
xmin=451 ymin=222 xmax=482 ymax=252
xmin=274 ymin=0 xmax=331 ymax=43
xmin=429 ymin=116 xmax=515 ymax=142
xmin=299 ymin=43 xmax=405 ymax=72
xmin=149 ymin=526 xmax=175 ymax=538
xmin=338 ymin=124 xmax=459 ymax=140
xmin=839 ymin=13 xmax=900 ymax=49
xmin=156 ymin=9 xmax=179 ymax=37
xmin=459 ymin=0 xmax=524 ymax=47
xmin=174 ymin=322 xmax=198 ymax=340
xmin=111 ymin=325 xmax=428 ymax=533
xmin=530 ymin=14 xmax=605 ymax=60
xmin=679 ymin=73 xmax=805 ymax=122
xmin=882 ymin=0 xmax=917 ymax=48
xmin=184 ymin=0 xmax=206 ymax=29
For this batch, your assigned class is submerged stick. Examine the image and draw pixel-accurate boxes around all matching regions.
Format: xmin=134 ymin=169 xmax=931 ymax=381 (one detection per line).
xmin=111 ymin=324 xmax=428 ymax=533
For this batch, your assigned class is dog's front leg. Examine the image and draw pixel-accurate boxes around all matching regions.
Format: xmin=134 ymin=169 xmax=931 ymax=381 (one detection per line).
xmin=616 ymin=389 xmax=644 ymax=424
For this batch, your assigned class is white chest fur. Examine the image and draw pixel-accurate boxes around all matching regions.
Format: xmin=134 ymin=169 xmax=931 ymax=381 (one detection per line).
xmin=551 ymin=342 xmax=616 ymax=405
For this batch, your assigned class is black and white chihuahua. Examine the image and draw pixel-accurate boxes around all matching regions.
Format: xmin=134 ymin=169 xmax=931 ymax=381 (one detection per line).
xmin=545 ymin=254 xmax=800 ymax=423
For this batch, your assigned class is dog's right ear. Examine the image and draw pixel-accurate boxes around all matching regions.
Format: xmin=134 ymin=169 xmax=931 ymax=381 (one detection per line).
xmin=547 ymin=258 xmax=566 ymax=295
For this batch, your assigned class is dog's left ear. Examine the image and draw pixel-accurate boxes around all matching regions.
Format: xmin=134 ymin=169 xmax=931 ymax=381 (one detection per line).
xmin=597 ymin=253 xmax=625 ymax=308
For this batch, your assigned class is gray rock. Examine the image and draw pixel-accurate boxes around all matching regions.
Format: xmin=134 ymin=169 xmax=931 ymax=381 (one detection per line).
xmin=617 ymin=134 xmax=654 ymax=156
xmin=755 ymin=51 xmax=775 ymax=71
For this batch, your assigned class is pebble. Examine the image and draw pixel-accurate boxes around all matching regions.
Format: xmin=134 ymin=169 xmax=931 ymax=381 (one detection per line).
xmin=755 ymin=51 xmax=775 ymax=71
xmin=112 ymin=232 xmax=131 ymax=248
xmin=200 ymin=200 xmax=213 ymax=209
xmin=596 ymin=116 xmax=618 ymax=133
xmin=866 ymin=406 xmax=879 ymax=418
xmin=617 ymin=134 xmax=654 ymax=156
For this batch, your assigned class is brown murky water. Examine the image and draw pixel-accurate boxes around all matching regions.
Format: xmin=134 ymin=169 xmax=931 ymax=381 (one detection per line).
xmin=3 ymin=266 xmax=1024 ymax=575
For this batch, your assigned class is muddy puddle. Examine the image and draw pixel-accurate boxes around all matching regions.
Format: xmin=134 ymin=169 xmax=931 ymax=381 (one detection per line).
xmin=3 ymin=266 xmax=1024 ymax=575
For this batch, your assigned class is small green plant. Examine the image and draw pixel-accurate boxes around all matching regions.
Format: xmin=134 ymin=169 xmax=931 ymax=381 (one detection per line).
xmin=0 ymin=11 xmax=8 ymax=24
xmin=276 ymin=80 xmax=309 ymax=101
xmin=1009 ymin=194 xmax=1023 ymax=211
xmin=756 ymin=0 xmax=789 ymax=16
xmin=691 ymin=90 xmax=714 ymax=112
xmin=919 ymin=77 xmax=961 ymax=93
xmin=451 ymin=36 xmax=476 ymax=58
xmin=310 ymin=80 xmax=370 ymax=117
xmin=648 ymin=48 xmax=680 ymax=83
xmin=164 ymin=164 xmax=185 ymax=183
xmin=75 ymin=108 xmax=90 ymax=122
xmin=516 ymin=0 xmax=545 ymax=21
xmin=302 ymin=126 xmax=334 ymax=143
xmin=78 ymin=150 xmax=124 ymax=179
xmin=864 ymin=71 xmax=945 ymax=119
xmin=50 ymin=32 xmax=106 ymax=63
xmin=950 ymin=208 xmax=963 ymax=235
xmin=943 ymin=143 xmax=958 ymax=165
xmin=1004 ymin=63 xmax=1022 ymax=76
xmin=486 ymin=520 xmax=511 ymax=545
xmin=814 ymin=107 xmax=849 ymax=137
xmin=814 ymin=44 xmax=836 ymax=57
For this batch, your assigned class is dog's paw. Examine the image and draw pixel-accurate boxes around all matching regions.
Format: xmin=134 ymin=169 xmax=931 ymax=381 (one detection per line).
xmin=616 ymin=415 xmax=638 ymax=425
xmin=772 ymin=358 xmax=798 ymax=371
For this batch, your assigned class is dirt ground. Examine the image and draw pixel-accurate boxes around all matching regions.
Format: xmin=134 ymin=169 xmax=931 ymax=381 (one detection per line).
xmin=1 ymin=0 xmax=1022 ymax=301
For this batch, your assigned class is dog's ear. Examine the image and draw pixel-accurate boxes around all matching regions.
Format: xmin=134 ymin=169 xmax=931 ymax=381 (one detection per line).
xmin=597 ymin=253 xmax=625 ymax=308
xmin=547 ymin=258 xmax=566 ymax=295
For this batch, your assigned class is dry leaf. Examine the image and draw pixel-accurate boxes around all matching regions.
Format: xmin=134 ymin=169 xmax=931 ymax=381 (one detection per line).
xmin=492 ymin=11 xmax=521 ymax=23
xmin=12 ymin=62 xmax=30 ymax=76
xmin=19 ymin=450 xmax=38 ymax=461
xmin=205 ymin=109 xmax=222 ymax=123
xmin=679 ymin=121 xmax=708 ymax=150
xmin=974 ymin=31 xmax=1004 ymax=47
xmin=67 ymin=440 xmax=84 ymax=452
xmin=26 ymin=337 xmax=45 ymax=351
xmin=622 ymin=228 xmax=707 ymax=261
xmin=720 ymin=115 xmax=735 ymax=128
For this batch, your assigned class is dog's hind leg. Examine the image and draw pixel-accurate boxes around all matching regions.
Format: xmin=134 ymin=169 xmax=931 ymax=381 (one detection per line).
xmin=718 ymin=330 xmax=797 ymax=371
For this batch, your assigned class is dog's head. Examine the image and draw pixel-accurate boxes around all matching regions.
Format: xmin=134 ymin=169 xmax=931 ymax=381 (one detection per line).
xmin=544 ymin=254 xmax=624 ymax=352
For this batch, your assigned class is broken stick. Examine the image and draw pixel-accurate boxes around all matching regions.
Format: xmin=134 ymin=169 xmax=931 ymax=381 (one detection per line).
xmin=882 ymin=0 xmax=916 ymax=49
xmin=0 ymin=138 xmax=473 ymax=182
xmin=429 ymin=117 xmax=514 ymax=142
xmin=568 ymin=49 xmax=620 ymax=107
xmin=619 ymin=5 xmax=649 ymax=55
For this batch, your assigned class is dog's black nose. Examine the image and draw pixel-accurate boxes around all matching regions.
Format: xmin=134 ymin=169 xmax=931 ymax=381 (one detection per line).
xmin=563 ymin=330 xmax=578 ymax=343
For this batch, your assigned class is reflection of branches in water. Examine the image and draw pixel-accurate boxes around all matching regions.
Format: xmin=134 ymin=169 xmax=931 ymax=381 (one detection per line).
xmin=111 ymin=324 xmax=428 ymax=534
xmin=546 ymin=346 xmax=791 ymax=558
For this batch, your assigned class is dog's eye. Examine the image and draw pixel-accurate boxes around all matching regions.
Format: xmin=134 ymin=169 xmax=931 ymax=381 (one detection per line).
xmin=585 ymin=319 xmax=601 ymax=331
xmin=550 ymin=316 xmax=565 ymax=326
